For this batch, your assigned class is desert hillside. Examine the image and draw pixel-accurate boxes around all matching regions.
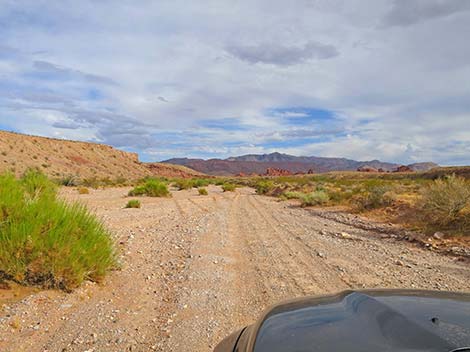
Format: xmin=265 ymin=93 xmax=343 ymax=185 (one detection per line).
xmin=0 ymin=130 xmax=202 ymax=180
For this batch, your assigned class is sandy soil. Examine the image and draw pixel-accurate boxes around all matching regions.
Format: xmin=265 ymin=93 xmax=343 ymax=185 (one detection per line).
xmin=0 ymin=185 xmax=469 ymax=351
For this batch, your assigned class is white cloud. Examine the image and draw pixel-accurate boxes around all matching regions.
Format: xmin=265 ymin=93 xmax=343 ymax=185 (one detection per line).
xmin=0 ymin=1 xmax=469 ymax=164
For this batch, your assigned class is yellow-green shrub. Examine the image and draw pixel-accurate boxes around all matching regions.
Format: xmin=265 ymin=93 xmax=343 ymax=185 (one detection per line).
xmin=0 ymin=170 xmax=115 ymax=290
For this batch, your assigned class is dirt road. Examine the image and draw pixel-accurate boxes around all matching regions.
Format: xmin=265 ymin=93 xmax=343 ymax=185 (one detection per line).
xmin=1 ymin=186 xmax=469 ymax=351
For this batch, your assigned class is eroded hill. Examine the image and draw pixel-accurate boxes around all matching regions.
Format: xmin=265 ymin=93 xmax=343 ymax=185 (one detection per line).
xmin=0 ymin=130 xmax=203 ymax=180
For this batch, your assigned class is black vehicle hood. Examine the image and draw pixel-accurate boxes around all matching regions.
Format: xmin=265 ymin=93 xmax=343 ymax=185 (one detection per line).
xmin=241 ymin=290 xmax=470 ymax=352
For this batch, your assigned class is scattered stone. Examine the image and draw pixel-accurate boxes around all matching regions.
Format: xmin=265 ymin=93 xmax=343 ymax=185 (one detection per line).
xmin=433 ymin=232 xmax=444 ymax=240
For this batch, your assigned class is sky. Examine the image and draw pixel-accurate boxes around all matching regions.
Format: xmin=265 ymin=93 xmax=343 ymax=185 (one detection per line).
xmin=0 ymin=0 xmax=469 ymax=165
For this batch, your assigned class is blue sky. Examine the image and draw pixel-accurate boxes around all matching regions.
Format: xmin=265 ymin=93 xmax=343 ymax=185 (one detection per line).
xmin=1 ymin=0 xmax=470 ymax=165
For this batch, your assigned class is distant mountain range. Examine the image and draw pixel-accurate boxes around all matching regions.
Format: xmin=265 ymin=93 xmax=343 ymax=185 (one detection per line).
xmin=164 ymin=152 xmax=438 ymax=176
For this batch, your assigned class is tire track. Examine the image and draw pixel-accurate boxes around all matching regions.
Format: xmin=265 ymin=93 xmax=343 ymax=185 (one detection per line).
xmin=248 ymin=195 xmax=353 ymax=293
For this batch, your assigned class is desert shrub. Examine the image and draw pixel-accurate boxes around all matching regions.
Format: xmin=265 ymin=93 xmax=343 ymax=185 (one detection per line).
xmin=128 ymin=185 xmax=146 ymax=196
xmin=58 ymin=175 xmax=79 ymax=187
xmin=173 ymin=179 xmax=193 ymax=190
xmin=299 ymin=191 xmax=330 ymax=207
xmin=222 ymin=183 xmax=236 ymax=192
xmin=125 ymin=199 xmax=141 ymax=208
xmin=420 ymin=175 xmax=470 ymax=226
xmin=81 ymin=177 xmax=101 ymax=189
xmin=0 ymin=170 xmax=115 ymax=290
xmin=352 ymin=185 xmax=394 ymax=211
xmin=192 ymin=178 xmax=210 ymax=188
xmin=78 ymin=187 xmax=90 ymax=194
xmin=213 ymin=178 xmax=226 ymax=186
xmin=198 ymin=187 xmax=208 ymax=195
xmin=129 ymin=179 xmax=170 ymax=197
xmin=114 ymin=176 xmax=128 ymax=186
xmin=327 ymin=189 xmax=353 ymax=204
xmin=255 ymin=180 xmax=275 ymax=195
xmin=145 ymin=179 xmax=170 ymax=197
xmin=282 ymin=191 xmax=304 ymax=200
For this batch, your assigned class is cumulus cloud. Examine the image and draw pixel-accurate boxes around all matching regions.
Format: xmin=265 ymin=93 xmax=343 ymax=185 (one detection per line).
xmin=226 ymin=41 xmax=339 ymax=66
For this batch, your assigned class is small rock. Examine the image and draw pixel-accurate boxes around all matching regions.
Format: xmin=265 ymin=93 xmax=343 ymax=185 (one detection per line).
xmin=340 ymin=232 xmax=353 ymax=239
xmin=395 ymin=260 xmax=404 ymax=266
xmin=433 ymin=232 xmax=444 ymax=240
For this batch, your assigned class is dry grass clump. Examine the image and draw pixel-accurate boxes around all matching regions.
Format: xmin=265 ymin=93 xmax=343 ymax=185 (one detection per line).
xmin=173 ymin=179 xmax=193 ymax=190
xmin=198 ymin=187 xmax=208 ymax=195
xmin=192 ymin=178 xmax=210 ymax=188
xmin=222 ymin=183 xmax=236 ymax=192
xmin=125 ymin=199 xmax=141 ymax=208
xmin=351 ymin=185 xmax=395 ymax=211
xmin=0 ymin=170 xmax=116 ymax=290
xmin=299 ymin=190 xmax=330 ymax=207
xmin=420 ymin=175 xmax=470 ymax=229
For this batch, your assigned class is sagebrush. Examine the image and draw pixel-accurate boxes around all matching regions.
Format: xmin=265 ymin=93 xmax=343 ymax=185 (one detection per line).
xmin=420 ymin=175 xmax=470 ymax=227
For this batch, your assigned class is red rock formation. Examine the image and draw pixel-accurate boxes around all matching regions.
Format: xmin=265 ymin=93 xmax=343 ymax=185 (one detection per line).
xmin=357 ymin=165 xmax=379 ymax=172
xmin=393 ymin=165 xmax=413 ymax=173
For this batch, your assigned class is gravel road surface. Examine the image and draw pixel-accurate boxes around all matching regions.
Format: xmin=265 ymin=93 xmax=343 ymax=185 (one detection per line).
xmin=1 ymin=186 xmax=469 ymax=351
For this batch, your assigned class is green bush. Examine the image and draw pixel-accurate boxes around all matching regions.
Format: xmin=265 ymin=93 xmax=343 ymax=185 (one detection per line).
xmin=0 ymin=170 xmax=115 ymax=290
xmin=222 ymin=183 xmax=236 ymax=192
xmin=192 ymin=178 xmax=210 ymax=188
xmin=173 ymin=179 xmax=194 ymax=190
xmin=128 ymin=184 xmax=146 ymax=196
xmin=282 ymin=191 xmax=304 ymax=200
xmin=352 ymin=185 xmax=394 ymax=211
xmin=420 ymin=175 xmax=470 ymax=226
xmin=255 ymin=180 xmax=275 ymax=195
xmin=213 ymin=178 xmax=226 ymax=186
xmin=198 ymin=187 xmax=208 ymax=195
xmin=299 ymin=191 xmax=330 ymax=207
xmin=144 ymin=179 xmax=170 ymax=197
xmin=128 ymin=179 xmax=170 ymax=197
xmin=125 ymin=199 xmax=141 ymax=208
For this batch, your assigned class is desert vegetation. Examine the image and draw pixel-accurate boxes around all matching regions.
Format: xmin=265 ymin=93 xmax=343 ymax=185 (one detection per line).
xmin=0 ymin=170 xmax=115 ymax=290
xmin=238 ymin=173 xmax=470 ymax=237
xmin=221 ymin=183 xmax=236 ymax=192
xmin=125 ymin=199 xmax=141 ymax=208
xmin=129 ymin=178 xmax=170 ymax=197
xmin=198 ymin=187 xmax=208 ymax=195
